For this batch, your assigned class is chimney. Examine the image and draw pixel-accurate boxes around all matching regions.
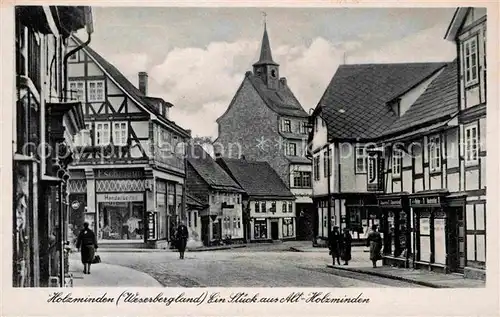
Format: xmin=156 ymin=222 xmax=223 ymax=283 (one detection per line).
xmin=279 ymin=77 xmax=287 ymax=87
xmin=138 ymin=72 xmax=148 ymax=95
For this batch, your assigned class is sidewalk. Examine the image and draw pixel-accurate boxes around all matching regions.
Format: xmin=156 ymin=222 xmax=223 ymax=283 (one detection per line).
xmin=326 ymin=262 xmax=485 ymax=288
xmin=69 ymin=256 xmax=162 ymax=287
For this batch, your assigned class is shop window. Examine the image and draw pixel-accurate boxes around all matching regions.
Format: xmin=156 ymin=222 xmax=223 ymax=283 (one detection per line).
xmin=428 ymin=134 xmax=441 ymax=172
xmin=466 ymin=203 xmax=486 ymax=263
xmin=418 ymin=215 xmax=431 ymax=262
xmin=113 ymin=122 xmax=128 ymax=146
xmin=254 ymin=220 xmax=267 ymax=239
xmin=283 ymin=218 xmax=294 ymax=237
xmin=87 ymin=80 xmax=105 ymax=102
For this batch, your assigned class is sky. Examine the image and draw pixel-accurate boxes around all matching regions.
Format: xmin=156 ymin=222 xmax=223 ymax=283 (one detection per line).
xmin=78 ymin=7 xmax=457 ymax=138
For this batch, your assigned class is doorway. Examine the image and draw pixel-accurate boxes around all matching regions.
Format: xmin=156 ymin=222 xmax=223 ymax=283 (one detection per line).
xmin=271 ymin=221 xmax=279 ymax=240
xmin=452 ymin=207 xmax=466 ymax=273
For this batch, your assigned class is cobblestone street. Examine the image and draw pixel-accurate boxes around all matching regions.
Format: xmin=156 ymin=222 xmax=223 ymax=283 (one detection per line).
xmin=92 ymin=243 xmax=424 ymax=287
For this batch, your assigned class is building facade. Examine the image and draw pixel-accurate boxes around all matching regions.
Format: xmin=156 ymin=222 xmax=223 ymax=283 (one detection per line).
xmin=66 ymin=37 xmax=191 ymax=249
xmin=308 ymin=7 xmax=487 ymax=280
xmin=309 ymin=62 xmax=446 ymax=245
xmin=217 ymin=157 xmax=297 ymax=242
xmin=444 ymin=7 xmax=487 ymax=280
xmin=13 ymin=6 xmax=93 ymax=287
xmin=214 ymin=25 xmax=314 ymax=240
xmin=186 ymin=145 xmax=245 ymax=246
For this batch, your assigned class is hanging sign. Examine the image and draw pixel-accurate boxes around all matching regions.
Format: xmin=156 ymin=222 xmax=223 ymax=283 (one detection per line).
xmin=71 ymin=201 xmax=81 ymax=210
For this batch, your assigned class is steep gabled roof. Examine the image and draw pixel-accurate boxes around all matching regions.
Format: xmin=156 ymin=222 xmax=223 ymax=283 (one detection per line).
xmin=187 ymin=145 xmax=244 ymax=193
xmin=316 ymin=62 xmax=446 ymax=140
xmin=381 ymin=60 xmax=459 ymax=137
xmin=72 ymin=36 xmax=190 ymax=137
xmin=247 ymin=73 xmax=308 ymax=118
xmin=217 ymin=157 xmax=295 ymax=199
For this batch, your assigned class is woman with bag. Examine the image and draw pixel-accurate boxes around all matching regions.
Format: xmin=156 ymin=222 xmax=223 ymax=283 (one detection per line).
xmin=366 ymin=225 xmax=382 ymax=268
xmin=76 ymin=222 xmax=98 ymax=274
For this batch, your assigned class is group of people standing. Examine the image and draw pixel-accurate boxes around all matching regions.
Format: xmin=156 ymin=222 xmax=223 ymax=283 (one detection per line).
xmin=328 ymin=225 xmax=383 ymax=268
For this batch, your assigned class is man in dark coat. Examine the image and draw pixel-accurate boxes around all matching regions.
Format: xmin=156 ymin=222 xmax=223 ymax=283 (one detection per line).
xmin=176 ymin=221 xmax=189 ymax=259
xmin=367 ymin=225 xmax=383 ymax=268
xmin=328 ymin=226 xmax=342 ymax=265
xmin=76 ymin=222 xmax=98 ymax=274
xmin=341 ymin=228 xmax=353 ymax=265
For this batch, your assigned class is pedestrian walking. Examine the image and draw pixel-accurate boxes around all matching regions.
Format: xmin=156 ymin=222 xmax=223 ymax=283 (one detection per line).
xmin=76 ymin=222 xmax=98 ymax=274
xmin=366 ymin=224 xmax=382 ymax=268
xmin=341 ymin=228 xmax=352 ymax=265
xmin=176 ymin=221 xmax=189 ymax=259
xmin=328 ymin=226 xmax=342 ymax=265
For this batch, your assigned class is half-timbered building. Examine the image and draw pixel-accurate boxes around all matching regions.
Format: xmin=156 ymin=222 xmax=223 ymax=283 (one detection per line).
xmin=444 ymin=7 xmax=487 ymax=280
xmin=309 ymin=7 xmax=487 ymax=280
xmin=309 ymin=62 xmax=446 ymax=245
xmin=14 ymin=6 xmax=93 ymax=287
xmin=66 ymin=37 xmax=191 ymax=249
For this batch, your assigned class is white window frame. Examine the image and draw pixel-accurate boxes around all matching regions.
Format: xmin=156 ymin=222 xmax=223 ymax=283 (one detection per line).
xmin=355 ymin=146 xmax=368 ymax=174
xmin=465 ymin=123 xmax=479 ymax=166
xmin=463 ymin=36 xmax=479 ymax=87
xmin=428 ymin=134 xmax=441 ymax=172
xmin=95 ymin=122 xmax=111 ymax=146
xmin=113 ymin=121 xmax=128 ymax=146
xmin=282 ymin=119 xmax=291 ymax=133
xmin=69 ymin=80 xmax=85 ymax=102
xmin=285 ymin=142 xmax=297 ymax=156
xmin=300 ymin=122 xmax=308 ymax=134
xmin=87 ymin=80 xmax=105 ymax=102
xmin=392 ymin=149 xmax=403 ymax=178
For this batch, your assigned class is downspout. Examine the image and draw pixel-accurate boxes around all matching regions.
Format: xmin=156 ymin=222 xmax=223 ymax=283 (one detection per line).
xmin=63 ymin=31 xmax=91 ymax=102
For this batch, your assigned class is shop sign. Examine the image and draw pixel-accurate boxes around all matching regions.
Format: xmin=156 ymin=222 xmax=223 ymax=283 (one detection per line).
xmin=95 ymin=169 xmax=144 ymax=179
xmin=410 ymin=196 xmax=441 ymax=206
xmin=147 ymin=212 xmax=157 ymax=241
xmin=71 ymin=200 xmax=80 ymax=210
xmin=379 ymin=198 xmax=402 ymax=207
xmin=97 ymin=193 xmax=144 ymax=202
xmin=420 ymin=218 xmax=430 ymax=235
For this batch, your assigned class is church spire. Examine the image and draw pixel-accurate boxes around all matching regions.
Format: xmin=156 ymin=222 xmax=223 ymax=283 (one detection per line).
xmin=253 ymin=13 xmax=278 ymax=67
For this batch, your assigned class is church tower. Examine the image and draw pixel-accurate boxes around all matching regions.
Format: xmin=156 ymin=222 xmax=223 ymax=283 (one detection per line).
xmin=252 ymin=22 xmax=280 ymax=90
